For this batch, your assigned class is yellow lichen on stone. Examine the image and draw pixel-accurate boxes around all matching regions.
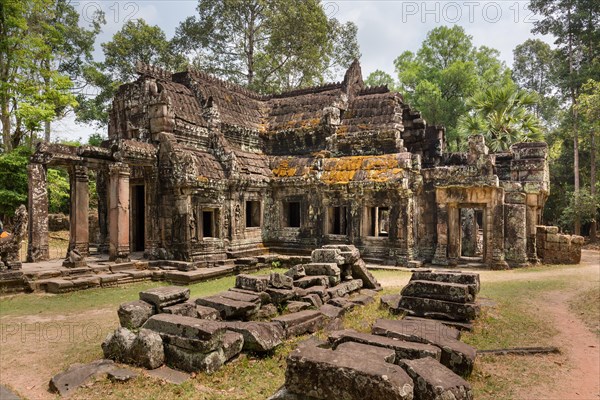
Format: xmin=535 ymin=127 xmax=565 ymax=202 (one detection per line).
xmin=320 ymin=155 xmax=403 ymax=184
xmin=272 ymin=159 xmax=300 ymax=178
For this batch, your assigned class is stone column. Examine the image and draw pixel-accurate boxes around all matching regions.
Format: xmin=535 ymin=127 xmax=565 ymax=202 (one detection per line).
xmin=108 ymin=163 xmax=130 ymax=262
xmin=504 ymin=196 xmax=528 ymax=266
xmin=27 ymin=163 xmax=49 ymax=262
xmin=96 ymin=166 xmax=109 ymax=253
xmin=144 ymin=166 xmax=160 ymax=258
xmin=526 ymin=194 xmax=540 ymax=264
xmin=447 ymin=204 xmax=460 ymax=265
xmin=490 ymin=191 xmax=509 ymax=269
xmin=67 ymin=165 xmax=89 ymax=256
xmin=432 ymin=203 xmax=449 ymax=265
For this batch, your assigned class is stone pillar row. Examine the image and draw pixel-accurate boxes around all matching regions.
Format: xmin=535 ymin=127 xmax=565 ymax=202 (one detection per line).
xmin=27 ymin=163 xmax=49 ymax=262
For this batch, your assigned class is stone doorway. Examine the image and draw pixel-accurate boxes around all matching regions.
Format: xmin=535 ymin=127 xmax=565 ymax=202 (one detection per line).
xmin=459 ymin=207 xmax=485 ymax=262
xmin=131 ymin=185 xmax=145 ymax=252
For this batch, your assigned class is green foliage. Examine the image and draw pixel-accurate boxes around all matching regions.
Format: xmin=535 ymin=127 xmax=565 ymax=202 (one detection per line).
xmin=458 ymin=84 xmax=544 ymax=152
xmin=173 ymin=0 xmax=360 ymax=93
xmin=0 ymin=147 xmax=30 ymax=218
xmin=0 ymin=0 xmax=103 ymax=150
xmin=47 ymin=168 xmax=70 ymax=214
xmin=559 ymin=187 xmax=600 ymax=231
xmin=87 ymin=133 xmax=106 ymax=147
xmin=512 ymin=39 xmax=560 ymax=126
xmin=394 ymin=26 xmax=512 ymax=150
xmin=364 ymin=70 xmax=396 ymax=90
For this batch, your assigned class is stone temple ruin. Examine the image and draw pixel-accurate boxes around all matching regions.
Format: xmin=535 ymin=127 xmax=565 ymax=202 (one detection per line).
xmin=22 ymin=60 xmax=583 ymax=275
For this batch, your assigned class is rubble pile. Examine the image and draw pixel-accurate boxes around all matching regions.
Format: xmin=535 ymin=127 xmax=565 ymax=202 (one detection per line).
xmin=101 ymin=245 xmax=381 ymax=374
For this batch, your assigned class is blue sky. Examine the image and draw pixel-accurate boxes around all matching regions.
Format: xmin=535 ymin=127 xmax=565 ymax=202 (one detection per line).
xmin=56 ymin=0 xmax=555 ymax=142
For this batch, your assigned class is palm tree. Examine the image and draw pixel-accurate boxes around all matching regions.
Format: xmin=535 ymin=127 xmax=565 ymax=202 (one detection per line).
xmin=458 ymin=85 xmax=543 ymax=152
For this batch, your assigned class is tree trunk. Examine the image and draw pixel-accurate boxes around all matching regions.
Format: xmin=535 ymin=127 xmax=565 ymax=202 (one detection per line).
xmin=591 ymin=127 xmax=597 ymax=240
xmin=1 ymin=102 xmax=11 ymax=152
xmin=567 ymin=7 xmax=581 ymax=235
xmin=44 ymin=120 xmax=50 ymax=142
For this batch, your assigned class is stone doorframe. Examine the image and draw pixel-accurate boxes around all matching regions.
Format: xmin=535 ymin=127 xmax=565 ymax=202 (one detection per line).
xmin=432 ymin=186 xmax=508 ymax=269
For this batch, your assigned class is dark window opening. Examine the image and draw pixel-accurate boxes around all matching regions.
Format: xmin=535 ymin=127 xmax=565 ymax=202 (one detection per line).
xmin=365 ymin=206 xmax=389 ymax=237
xmin=245 ymin=201 xmax=261 ymax=228
xmin=132 ymin=185 xmax=145 ymax=251
xmin=328 ymin=206 xmax=348 ymax=235
xmin=285 ymin=201 xmax=301 ymax=228
xmin=202 ymin=210 xmax=214 ymax=238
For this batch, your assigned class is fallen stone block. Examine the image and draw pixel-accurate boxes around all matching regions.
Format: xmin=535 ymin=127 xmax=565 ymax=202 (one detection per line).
xmin=118 ymin=300 xmax=155 ymax=329
xmin=350 ymin=259 xmax=381 ymax=290
xmin=328 ymin=329 xmax=441 ymax=361
xmin=253 ymin=303 xmax=279 ymax=320
xmin=195 ymin=304 xmax=220 ymax=320
xmin=395 ymin=296 xmax=480 ymax=322
xmin=303 ymin=263 xmax=341 ymax=277
xmin=102 ymin=327 xmax=135 ymax=362
xmin=380 ymin=294 xmax=401 ymax=310
xmin=270 ymin=273 xmax=294 ymax=289
xmin=401 ymin=280 xmax=473 ymax=303
xmin=326 ymin=279 xmax=363 ymax=298
xmin=140 ymin=286 xmax=190 ymax=309
xmin=285 ymin=344 xmax=414 ymax=400
xmin=273 ymin=310 xmax=326 ymax=337
xmin=222 ymin=331 xmax=244 ymax=361
xmin=410 ymin=271 xmax=480 ymax=294
xmin=310 ymin=248 xmax=345 ymax=265
xmin=142 ymin=314 xmax=225 ymax=348
xmin=266 ymin=287 xmax=296 ymax=305
xmin=294 ymin=275 xmax=329 ymax=289
xmin=349 ymin=294 xmax=375 ymax=306
xmin=229 ymin=287 xmax=271 ymax=304
xmin=382 ymin=318 xmax=461 ymax=340
xmin=336 ymin=341 xmax=396 ymax=363
xmin=235 ymin=274 xmax=270 ymax=292
xmin=404 ymin=316 xmax=472 ymax=333
xmin=164 ymin=344 xmax=225 ymax=373
xmin=284 ymin=265 xmax=306 ymax=280
xmin=302 ymin=293 xmax=323 ymax=308
xmin=372 ymin=319 xmax=476 ymax=377
xmin=319 ymin=304 xmax=345 ymax=319
xmin=305 ymin=286 xmax=330 ymax=302
xmin=327 ymin=297 xmax=355 ymax=311
xmin=49 ymin=359 xmax=116 ymax=397
xmin=221 ymin=321 xmax=284 ymax=352
xmin=0 ymin=385 xmax=21 ymax=400
xmin=195 ymin=295 xmax=260 ymax=320
xmin=322 ymin=244 xmax=361 ymax=264
xmin=399 ymin=357 xmax=473 ymax=400
xmin=130 ymin=329 xmax=164 ymax=369
xmin=162 ymin=302 xmax=198 ymax=317
xmin=287 ymin=301 xmax=312 ymax=313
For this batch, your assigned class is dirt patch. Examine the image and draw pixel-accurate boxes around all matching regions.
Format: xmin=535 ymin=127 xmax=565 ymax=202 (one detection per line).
xmin=0 ymin=308 xmax=117 ymax=400
xmin=514 ymin=290 xmax=600 ymax=400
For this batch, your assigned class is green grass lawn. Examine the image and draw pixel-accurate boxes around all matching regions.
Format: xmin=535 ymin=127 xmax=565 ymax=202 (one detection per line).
xmin=0 ymin=268 xmax=594 ymax=400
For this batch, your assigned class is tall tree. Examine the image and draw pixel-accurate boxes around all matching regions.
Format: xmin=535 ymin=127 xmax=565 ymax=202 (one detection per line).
xmin=76 ymin=19 xmax=185 ymax=127
xmin=173 ymin=0 xmax=359 ymax=93
xmin=575 ymin=79 xmax=600 ymax=238
xmin=394 ymin=26 xmax=512 ymax=150
xmin=512 ymin=39 xmax=560 ymax=126
xmin=529 ymin=0 xmax=600 ymax=234
xmin=457 ymin=84 xmax=543 ymax=152
xmin=0 ymin=0 xmax=102 ymax=151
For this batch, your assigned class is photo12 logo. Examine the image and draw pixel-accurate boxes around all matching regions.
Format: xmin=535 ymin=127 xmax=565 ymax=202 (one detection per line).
xmin=73 ymin=1 xmax=141 ymax=24
xmin=400 ymin=1 xmax=539 ymax=24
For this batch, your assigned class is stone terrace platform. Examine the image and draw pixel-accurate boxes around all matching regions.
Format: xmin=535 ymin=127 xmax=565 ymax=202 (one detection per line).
xmin=1 ymin=253 xmax=315 ymax=294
